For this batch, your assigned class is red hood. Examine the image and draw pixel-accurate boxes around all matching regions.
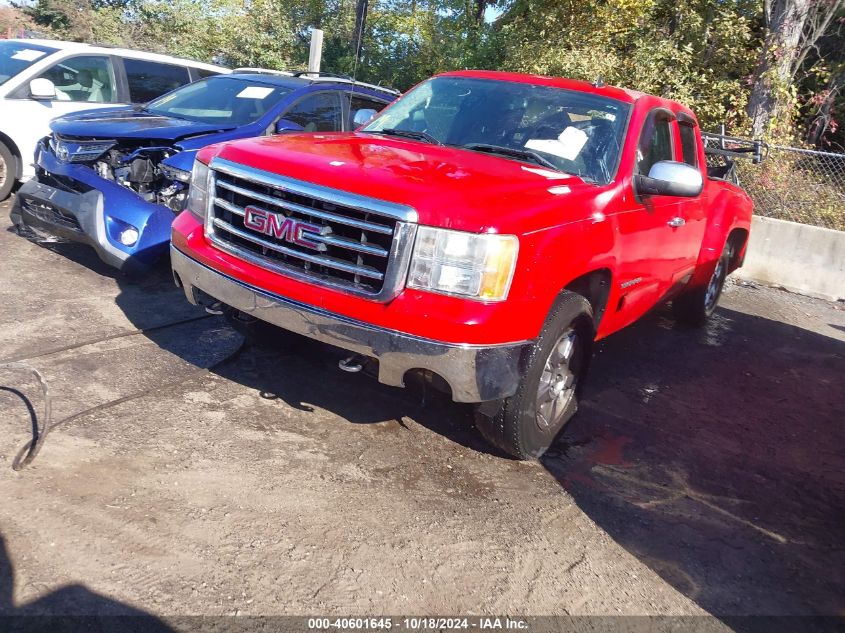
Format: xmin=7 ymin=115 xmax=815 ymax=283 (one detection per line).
xmin=209 ymin=132 xmax=613 ymax=234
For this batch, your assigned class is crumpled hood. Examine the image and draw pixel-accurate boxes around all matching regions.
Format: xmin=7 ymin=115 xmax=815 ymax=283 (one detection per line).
xmin=211 ymin=132 xmax=611 ymax=233
xmin=51 ymin=107 xmax=237 ymax=142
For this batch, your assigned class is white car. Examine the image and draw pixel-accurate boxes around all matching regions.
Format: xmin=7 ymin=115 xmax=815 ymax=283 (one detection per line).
xmin=0 ymin=39 xmax=228 ymax=199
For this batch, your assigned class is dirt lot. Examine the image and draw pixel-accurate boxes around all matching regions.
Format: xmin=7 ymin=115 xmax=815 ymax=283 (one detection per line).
xmin=0 ymin=195 xmax=843 ymax=625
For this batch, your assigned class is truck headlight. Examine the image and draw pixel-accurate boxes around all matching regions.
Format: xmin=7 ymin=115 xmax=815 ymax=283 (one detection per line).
xmin=407 ymin=227 xmax=518 ymax=301
xmin=186 ymin=159 xmax=211 ymax=220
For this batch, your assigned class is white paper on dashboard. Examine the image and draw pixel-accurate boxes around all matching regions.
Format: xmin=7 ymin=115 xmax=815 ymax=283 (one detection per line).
xmin=236 ymin=86 xmax=275 ymax=99
xmin=520 ymin=166 xmax=570 ymax=180
xmin=12 ymin=49 xmax=46 ymax=62
xmin=525 ymin=126 xmax=589 ymax=161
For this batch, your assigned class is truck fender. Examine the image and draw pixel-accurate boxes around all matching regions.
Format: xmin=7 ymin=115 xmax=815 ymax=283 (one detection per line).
xmin=690 ymin=186 xmax=752 ymax=288
xmin=522 ymin=217 xmax=617 ymax=336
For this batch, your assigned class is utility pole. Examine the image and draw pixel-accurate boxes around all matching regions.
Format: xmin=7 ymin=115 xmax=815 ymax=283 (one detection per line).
xmin=351 ymin=0 xmax=369 ymax=63
xmin=308 ymin=28 xmax=324 ymax=74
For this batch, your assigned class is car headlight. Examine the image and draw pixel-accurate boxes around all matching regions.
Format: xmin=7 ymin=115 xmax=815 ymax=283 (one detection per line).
xmin=407 ymin=227 xmax=518 ymax=301
xmin=161 ymin=163 xmax=191 ymax=183
xmin=186 ymin=159 xmax=211 ymax=220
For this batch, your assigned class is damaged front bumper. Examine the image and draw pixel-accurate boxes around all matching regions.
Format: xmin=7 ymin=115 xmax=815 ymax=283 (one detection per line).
xmin=9 ymin=145 xmax=176 ymax=273
xmin=171 ymin=245 xmax=531 ymax=403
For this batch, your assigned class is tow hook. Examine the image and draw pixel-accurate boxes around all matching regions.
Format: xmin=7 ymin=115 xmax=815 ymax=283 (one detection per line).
xmin=204 ymin=301 xmax=224 ymax=316
xmin=338 ymin=354 xmax=366 ymax=373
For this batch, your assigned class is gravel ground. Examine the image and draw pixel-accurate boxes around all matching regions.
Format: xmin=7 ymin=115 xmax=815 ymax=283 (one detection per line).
xmin=0 ymin=196 xmax=843 ymax=626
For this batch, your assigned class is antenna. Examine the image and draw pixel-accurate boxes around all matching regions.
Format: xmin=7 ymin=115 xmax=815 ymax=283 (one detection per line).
xmin=351 ymin=0 xmax=369 ymax=94
xmin=593 ymin=76 xmax=605 ymax=88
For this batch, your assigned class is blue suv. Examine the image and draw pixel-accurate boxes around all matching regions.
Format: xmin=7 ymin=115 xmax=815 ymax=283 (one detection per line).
xmin=11 ymin=71 xmax=398 ymax=273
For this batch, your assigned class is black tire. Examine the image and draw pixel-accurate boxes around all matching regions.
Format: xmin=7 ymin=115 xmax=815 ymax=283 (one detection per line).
xmin=474 ymin=291 xmax=594 ymax=460
xmin=0 ymin=141 xmax=16 ymax=201
xmin=223 ymin=307 xmax=300 ymax=349
xmin=672 ymin=241 xmax=733 ymax=327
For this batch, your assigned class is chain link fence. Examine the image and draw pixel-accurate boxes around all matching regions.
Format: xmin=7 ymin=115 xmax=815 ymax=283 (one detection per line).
xmin=703 ymin=134 xmax=845 ymax=232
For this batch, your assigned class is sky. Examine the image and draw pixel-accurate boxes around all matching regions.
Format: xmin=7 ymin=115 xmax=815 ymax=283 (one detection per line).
xmin=484 ymin=6 xmax=503 ymax=23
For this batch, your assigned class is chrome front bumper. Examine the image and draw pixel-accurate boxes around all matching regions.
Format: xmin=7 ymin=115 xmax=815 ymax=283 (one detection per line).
xmin=171 ymin=246 xmax=531 ymax=403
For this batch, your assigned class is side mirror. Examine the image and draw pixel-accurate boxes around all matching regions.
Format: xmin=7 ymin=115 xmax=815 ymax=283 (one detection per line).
xmin=635 ymin=160 xmax=703 ymax=197
xmin=353 ymin=108 xmax=378 ymax=127
xmin=275 ymin=118 xmax=304 ymax=134
xmin=30 ymin=78 xmax=57 ymax=100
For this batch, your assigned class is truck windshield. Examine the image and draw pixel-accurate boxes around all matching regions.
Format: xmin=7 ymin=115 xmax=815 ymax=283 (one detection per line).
xmin=0 ymin=41 xmax=57 ymax=87
xmin=145 ymin=76 xmax=293 ymax=126
xmin=363 ymin=76 xmax=631 ymax=184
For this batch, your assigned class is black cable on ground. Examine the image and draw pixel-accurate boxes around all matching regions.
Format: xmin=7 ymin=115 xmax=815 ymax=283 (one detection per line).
xmin=0 ymin=363 xmax=51 ymax=471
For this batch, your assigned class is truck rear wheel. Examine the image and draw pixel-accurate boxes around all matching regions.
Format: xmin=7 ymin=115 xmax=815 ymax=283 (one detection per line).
xmin=673 ymin=241 xmax=733 ymax=327
xmin=0 ymin=142 xmax=15 ymax=201
xmin=474 ymin=291 xmax=594 ymax=460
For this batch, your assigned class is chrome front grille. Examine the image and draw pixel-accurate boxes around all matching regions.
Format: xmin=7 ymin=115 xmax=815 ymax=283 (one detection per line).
xmin=206 ymin=157 xmax=418 ymax=301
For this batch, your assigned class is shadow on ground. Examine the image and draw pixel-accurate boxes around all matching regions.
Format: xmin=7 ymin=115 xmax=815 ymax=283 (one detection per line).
xmin=18 ymin=237 xmax=486 ymax=453
xmin=20 ymin=238 xmax=845 ymax=620
xmin=544 ymin=306 xmax=845 ymax=619
xmin=0 ymin=534 xmax=172 ymax=630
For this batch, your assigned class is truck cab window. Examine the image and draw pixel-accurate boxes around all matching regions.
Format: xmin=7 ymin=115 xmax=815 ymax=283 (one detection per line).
xmin=679 ymin=123 xmax=698 ymax=167
xmin=38 ymin=55 xmax=116 ymax=103
xmin=636 ymin=111 xmax=673 ymax=175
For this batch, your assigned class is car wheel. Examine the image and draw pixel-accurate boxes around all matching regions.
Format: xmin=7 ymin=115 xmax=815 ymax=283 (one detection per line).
xmin=474 ymin=291 xmax=594 ymax=460
xmin=0 ymin=142 xmax=16 ymax=201
xmin=673 ymin=242 xmax=733 ymax=326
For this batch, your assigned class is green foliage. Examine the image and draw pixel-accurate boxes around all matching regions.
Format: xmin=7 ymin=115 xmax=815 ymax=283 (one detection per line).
xmin=129 ymin=0 xmax=300 ymax=68
xmin=10 ymin=0 xmax=842 ymax=144
xmin=320 ymin=0 xmax=500 ymax=91
xmin=497 ymin=0 xmax=762 ymax=132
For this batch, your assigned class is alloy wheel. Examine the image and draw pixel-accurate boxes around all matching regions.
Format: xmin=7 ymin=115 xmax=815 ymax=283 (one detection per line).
xmin=705 ymin=257 xmax=726 ymax=311
xmin=536 ymin=328 xmax=580 ymax=431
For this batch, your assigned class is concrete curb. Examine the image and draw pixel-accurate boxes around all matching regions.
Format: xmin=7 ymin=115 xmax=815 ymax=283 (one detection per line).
xmin=733 ymin=216 xmax=844 ymax=302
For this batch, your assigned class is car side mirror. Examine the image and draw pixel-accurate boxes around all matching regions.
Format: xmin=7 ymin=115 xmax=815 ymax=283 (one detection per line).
xmin=635 ymin=160 xmax=703 ymax=197
xmin=353 ymin=108 xmax=378 ymax=127
xmin=30 ymin=78 xmax=57 ymax=100
xmin=275 ymin=118 xmax=304 ymax=134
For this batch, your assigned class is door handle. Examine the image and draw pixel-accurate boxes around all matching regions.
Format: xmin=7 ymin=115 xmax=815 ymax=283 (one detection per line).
xmin=667 ymin=217 xmax=686 ymax=228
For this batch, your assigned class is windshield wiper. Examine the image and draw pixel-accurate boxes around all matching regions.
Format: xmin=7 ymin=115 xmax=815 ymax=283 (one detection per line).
xmin=365 ymin=128 xmax=442 ymax=145
xmin=460 ymin=143 xmax=562 ymax=172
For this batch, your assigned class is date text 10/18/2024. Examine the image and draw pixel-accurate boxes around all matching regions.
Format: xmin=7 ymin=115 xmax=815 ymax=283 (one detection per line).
xmin=307 ymin=618 xmax=530 ymax=630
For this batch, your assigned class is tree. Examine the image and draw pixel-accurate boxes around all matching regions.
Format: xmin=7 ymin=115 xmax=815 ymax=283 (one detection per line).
xmin=497 ymin=0 xmax=761 ymax=131
xmin=0 ymin=6 xmax=34 ymax=37
xmin=350 ymin=0 xmax=369 ymax=62
xmin=746 ymin=0 xmax=844 ymax=138
xmin=800 ymin=8 xmax=845 ymax=148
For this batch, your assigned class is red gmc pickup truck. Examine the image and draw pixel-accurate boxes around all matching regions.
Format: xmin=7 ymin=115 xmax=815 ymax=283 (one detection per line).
xmin=170 ymin=70 xmax=753 ymax=459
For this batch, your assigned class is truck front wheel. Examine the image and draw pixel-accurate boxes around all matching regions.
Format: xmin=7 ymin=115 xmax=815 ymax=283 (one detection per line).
xmin=475 ymin=291 xmax=594 ymax=460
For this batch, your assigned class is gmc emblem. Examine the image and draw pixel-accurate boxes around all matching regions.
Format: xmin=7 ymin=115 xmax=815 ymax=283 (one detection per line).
xmin=243 ymin=205 xmax=327 ymax=251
